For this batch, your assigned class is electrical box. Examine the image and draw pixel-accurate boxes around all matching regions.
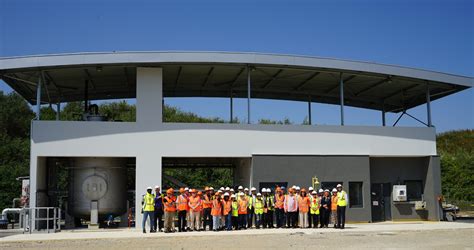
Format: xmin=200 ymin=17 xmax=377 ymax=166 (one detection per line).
xmin=415 ymin=201 xmax=426 ymax=210
xmin=392 ymin=185 xmax=407 ymax=202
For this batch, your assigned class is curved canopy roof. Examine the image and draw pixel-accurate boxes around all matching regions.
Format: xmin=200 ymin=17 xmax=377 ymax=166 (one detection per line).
xmin=0 ymin=51 xmax=472 ymax=113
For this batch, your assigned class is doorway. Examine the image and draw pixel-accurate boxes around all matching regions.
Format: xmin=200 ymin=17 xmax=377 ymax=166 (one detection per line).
xmin=371 ymin=183 xmax=392 ymax=222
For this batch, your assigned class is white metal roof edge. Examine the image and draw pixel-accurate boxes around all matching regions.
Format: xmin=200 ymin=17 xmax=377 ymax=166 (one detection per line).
xmin=0 ymin=51 xmax=472 ymax=87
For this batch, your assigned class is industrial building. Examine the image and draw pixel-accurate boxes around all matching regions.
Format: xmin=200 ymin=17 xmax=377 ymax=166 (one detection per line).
xmin=0 ymin=51 xmax=472 ymax=229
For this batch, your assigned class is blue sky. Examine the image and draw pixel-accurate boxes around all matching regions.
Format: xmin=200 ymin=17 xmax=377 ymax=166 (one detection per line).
xmin=1 ymin=0 xmax=473 ymax=131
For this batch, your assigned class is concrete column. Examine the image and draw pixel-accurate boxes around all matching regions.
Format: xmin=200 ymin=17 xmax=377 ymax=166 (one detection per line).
xmin=425 ymin=156 xmax=442 ymax=221
xmin=30 ymin=156 xmax=47 ymax=230
xmin=136 ymin=67 xmax=163 ymax=125
xmin=135 ymin=154 xmax=162 ymax=229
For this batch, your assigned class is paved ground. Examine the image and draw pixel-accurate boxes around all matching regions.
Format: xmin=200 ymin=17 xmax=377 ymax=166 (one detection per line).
xmin=0 ymin=222 xmax=473 ymax=249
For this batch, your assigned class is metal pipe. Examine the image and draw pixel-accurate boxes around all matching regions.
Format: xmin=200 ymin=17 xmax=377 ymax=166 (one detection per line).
xmin=35 ymin=76 xmax=42 ymax=120
xmin=1 ymin=208 xmax=22 ymax=220
xmin=339 ymin=72 xmax=344 ymax=126
xmin=308 ymin=97 xmax=312 ymax=125
xmin=426 ymin=82 xmax=432 ymax=127
xmin=247 ymin=66 xmax=251 ymax=124
xmin=12 ymin=198 xmax=20 ymax=208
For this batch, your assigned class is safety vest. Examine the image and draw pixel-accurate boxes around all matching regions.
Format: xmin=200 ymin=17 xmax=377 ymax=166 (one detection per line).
xmin=223 ymin=200 xmax=232 ymax=216
xmin=211 ymin=199 xmax=223 ymax=216
xmin=143 ymin=193 xmax=155 ymax=212
xmin=337 ymin=191 xmax=347 ymax=207
xmin=188 ymin=196 xmax=202 ymax=212
xmin=164 ymin=196 xmax=177 ymax=212
xmin=254 ymin=198 xmax=264 ymax=214
xmin=331 ymin=195 xmax=338 ymax=211
xmin=238 ymin=198 xmax=248 ymax=214
xmin=202 ymin=194 xmax=213 ymax=209
xmin=284 ymin=195 xmax=298 ymax=212
xmin=177 ymin=194 xmax=188 ymax=211
xmin=298 ymin=196 xmax=309 ymax=213
xmin=264 ymin=196 xmax=274 ymax=212
xmin=231 ymin=201 xmax=239 ymax=217
xmin=275 ymin=194 xmax=285 ymax=209
xmin=310 ymin=196 xmax=320 ymax=215
xmin=247 ymin=195 xmax=254 ymax=209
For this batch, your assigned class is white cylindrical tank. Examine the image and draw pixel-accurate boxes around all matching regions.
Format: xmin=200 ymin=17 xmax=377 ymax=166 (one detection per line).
xmin=68 ymin=157 xmax=127 ymax=219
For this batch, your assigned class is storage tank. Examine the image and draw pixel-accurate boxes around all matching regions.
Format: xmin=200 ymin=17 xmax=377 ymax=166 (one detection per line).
xmin=68 ymin=157 xmax=127 ymax=219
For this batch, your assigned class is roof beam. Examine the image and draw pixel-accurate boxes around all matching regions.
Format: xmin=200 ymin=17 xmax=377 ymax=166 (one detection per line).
xmin=213 ymin=67 xmax=245 ymax=87
xmin=174 ymin=66 xmax=182 ymax=89
xmin=201 ymin=66 xmax=214 ymax=87
xmin=44 ymin=71 xmax=63 ymax=98
xmin=261 ymin=69 xmax=284 ymax=89
xmin=83 ymin=69 xmax=97 ymax=90
xmin=324 ymin=75 xmax=356 ymax=94
xmin=382 ymin=84 xmax=420 ymax=102
xmin=294 ymin=72 xmax=320 ymax=90
xmin=355 ymin=77 xmax=390 ymax=96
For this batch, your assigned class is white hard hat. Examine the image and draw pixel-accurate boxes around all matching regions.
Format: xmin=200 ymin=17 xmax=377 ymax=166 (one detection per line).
xmin=308 ymin=187 xmax=314 ymax=191
xmin=184 ymin=187 xmax=189 ymax=191
xmin=332 ymin=188 xmax=337 ymax=192
xmin=238 ymin=186 xmax=244 ymax=190
xmin=231 ymin=194 xmax=236 ymax=198
xmin=220 ymin=187 xmax=225 ymax=191
xmin=261 ymin=188 xmax=266 ymax=192
xmin=292 ymin=185 xmax=297 ymax=189
xmin=251 ymin=187 xmax=256 ymax=191
xmin=244 ymin=188 xmax=249 ymax=191
xmin=312 ymin=191 xmax=317 ymax=195
xmin=257 ymin=193 xmax=262 ymax=196
xmin=337 ymin=184 xmax=342 ymax=188
xmin=230 ymin=188 xmax=234 ymax=192
xmin=224 ymin=192 xmax=230 ymax=196
xmin=209 ymin=187 xmax=214 ymax=190
xmin=324 ymin=189 xmax=330 ymax=192
xmin=147 ymin=186 xmax=152 ymax=190
xmin=154 ymin=185 xmax=160 ymax=189
xmin=239 ymin=192 xmax=245 ymax=196
xmin=225 ymin=187 xmax=230 ymax=191
xmin=319 ymin=189 xmax=324 ymax=193
xmin=296 ymin=186 xmax=301 ymax=190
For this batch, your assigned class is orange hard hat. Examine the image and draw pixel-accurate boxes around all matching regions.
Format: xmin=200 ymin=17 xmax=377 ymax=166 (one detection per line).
xmin=198 ymin=191 xmax=203 ymax=196
xmin=301 ymin=188 xmax=306 ymax=192
xmin=179 ymin=188 xmax=185 ymax=193
xmin=190 ymin=189 xmax=196 ymax=193
xmin=167 ymin=188 xmax=174 ymax=194
xmin=204 ymin=186 xmax=209 ymax=191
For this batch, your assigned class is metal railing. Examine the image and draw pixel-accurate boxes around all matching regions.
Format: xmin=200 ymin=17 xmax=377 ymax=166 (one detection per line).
xmin=21 ymin=207 xmax=61 ymax=234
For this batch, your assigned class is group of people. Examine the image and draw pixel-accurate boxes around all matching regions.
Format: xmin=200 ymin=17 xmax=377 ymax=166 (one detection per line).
xmin=141 ymin=184 xmax=348 ymax=233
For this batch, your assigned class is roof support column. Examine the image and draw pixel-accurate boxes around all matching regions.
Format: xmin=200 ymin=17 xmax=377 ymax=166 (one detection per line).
xmin=230 ymin=89 xmax=234 ymax=123
xmin=339 ymin=72 xmax=345 ymax=126
xmin=382 ymin=102 xmax=386 ymax=126
xmin=308 ymin=96 xmax=312 ymax=125
xmin=247 ymin=65 xmax=251 ymax=124
xmin=136 ymin=67 xmax=163 ymax=125
xmin=35 ymin=75 xmax=42 ymax=120
xmin=426 ymin=82 xmax=432 ymax=127
xmin=56 ymin=102 xmax=60 ymax=121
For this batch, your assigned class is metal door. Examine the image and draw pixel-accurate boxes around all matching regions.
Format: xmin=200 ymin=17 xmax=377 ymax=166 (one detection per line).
xmin=371 ymin=183 xmax=391 ymax=222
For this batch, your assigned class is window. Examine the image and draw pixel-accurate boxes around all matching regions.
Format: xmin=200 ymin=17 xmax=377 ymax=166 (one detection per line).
xmin=349 ymin=182 xmax=363 ymax=208
xmin=405 ymin=180 xmax=423 ymax=201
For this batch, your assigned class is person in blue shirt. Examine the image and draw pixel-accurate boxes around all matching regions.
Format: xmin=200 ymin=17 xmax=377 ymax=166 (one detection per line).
xmin=153 ymin=185 xmax=164 ymax=232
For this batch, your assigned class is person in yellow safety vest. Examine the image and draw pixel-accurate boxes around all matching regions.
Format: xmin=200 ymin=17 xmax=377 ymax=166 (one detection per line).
xmin=253 ymin=193 xmax=264 ymax=229
xmin=262 ymin=188 xmax=275 ymax=228
xmin=142 ymin=186 xmax=155 ymax=234
xmin=310 ymin=190 xmax=320 ymax=228
xmin=336 ymin=184 xmax=348 ymax=229
xmin=247 ymin=187 xmax=256 ymax=228
xmin=231 ymin=194 xmax=239 ymax=230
